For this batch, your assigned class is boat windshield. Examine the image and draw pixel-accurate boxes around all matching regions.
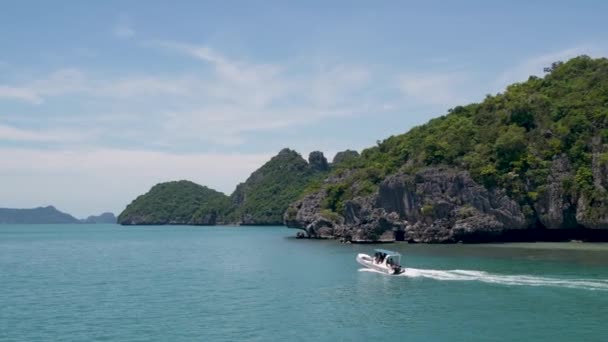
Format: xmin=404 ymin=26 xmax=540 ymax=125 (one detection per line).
xmin=374 ymin=249 xmax=401 ymax=265
xmin=374 ymin=249 xmax=401 ymax=257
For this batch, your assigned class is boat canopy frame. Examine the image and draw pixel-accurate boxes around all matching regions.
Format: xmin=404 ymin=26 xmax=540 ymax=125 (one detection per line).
xmin=374 ymin=249 xmax=402 ymax=264
xmin=374 ymin=249 xmax=401 ymax=257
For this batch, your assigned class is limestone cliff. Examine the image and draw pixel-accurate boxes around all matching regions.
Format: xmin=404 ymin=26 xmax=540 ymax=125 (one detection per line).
xmin=285 ymin=56 xmax=608 ymax=243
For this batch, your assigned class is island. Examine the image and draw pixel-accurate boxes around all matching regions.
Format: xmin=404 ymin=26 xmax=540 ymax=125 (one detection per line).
xmin=119 ymin=56 xmax=608 ymax=243
xmin=0 ymin=206 xmax=116 ymax=224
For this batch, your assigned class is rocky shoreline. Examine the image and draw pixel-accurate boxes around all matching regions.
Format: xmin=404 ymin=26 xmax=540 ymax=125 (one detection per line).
xmin=285 ymin=165 xmax=608 ymax=244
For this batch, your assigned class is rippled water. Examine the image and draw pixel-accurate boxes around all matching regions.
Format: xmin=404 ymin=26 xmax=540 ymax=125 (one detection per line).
xmin=1 ymin=225 xmax=607 ymax=341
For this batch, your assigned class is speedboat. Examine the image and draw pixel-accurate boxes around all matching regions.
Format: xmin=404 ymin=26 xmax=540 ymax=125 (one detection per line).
xmin=356 ymin=248 xmax=405 ymax=275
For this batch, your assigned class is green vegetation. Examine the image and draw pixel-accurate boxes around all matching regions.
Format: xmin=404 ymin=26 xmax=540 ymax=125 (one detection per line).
xmin=117 ymin=180 xmax=230 ymax=225
xmin=227 ymin=149 xmax=328 ymax=224
xmin=318 ymin=56 xmax=608 ymax=214
xmin=119 ymin=56 xmax=608 ymax=227
xmin=119 ymin=149 xmax=329 ymax=225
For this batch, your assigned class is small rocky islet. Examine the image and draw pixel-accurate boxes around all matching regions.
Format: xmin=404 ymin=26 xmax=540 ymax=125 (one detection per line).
xmin=119 ymin=56 xmax=608 ymax=243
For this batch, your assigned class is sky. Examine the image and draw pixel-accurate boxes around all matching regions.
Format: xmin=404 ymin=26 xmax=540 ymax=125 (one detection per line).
xmin=1 ymin=1 xmax=607 ymax=217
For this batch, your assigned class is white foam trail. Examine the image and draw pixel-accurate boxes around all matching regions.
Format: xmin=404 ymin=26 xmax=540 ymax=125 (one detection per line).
xmin=359 ymin=268 xmax=608 ymax=291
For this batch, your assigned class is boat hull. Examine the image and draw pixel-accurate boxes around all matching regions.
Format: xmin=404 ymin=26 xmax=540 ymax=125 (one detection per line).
xmin=356 ymin=253 xmax=404 ymax=275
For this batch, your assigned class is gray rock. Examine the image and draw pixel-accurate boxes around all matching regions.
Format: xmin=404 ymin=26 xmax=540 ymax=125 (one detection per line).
xmin=575 ymin=139 xmax=608 ymax=229
xmin=534 ymin=155 xmax=577 ymax=229
xmin=375 ymin=168 xmax=526 ymax=242
xmin=308 ymin=151 xmax=329 ymax=172
xmin=284 ymin=169 xmax=355 ymax=229
xmin=287 ymin=167 xmax=527 ymax=243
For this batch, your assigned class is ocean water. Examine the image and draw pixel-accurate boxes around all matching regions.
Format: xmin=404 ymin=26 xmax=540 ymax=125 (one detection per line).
xmin=1 ymin=225 xmax=607 ymax=342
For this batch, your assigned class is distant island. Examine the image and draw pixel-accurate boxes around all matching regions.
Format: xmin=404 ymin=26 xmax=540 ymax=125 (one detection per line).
xmin=0 ymin=206 xmax=116 ymax=224
xmin=119 ymin=56 xmax=608 ymax=243
xmin=81 ymin=212 xmax=117 ymax=224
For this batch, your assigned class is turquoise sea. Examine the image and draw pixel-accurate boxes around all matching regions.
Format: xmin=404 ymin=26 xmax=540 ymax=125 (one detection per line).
xmin=1 ymin=224 xmax=607 ymax=341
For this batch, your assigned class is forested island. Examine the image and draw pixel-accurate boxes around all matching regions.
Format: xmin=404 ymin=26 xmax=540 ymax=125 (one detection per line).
xmin=117 ymin=148 xmax=333 ymax=225
xmin=119 ymin=56 xmax=608 ymax=243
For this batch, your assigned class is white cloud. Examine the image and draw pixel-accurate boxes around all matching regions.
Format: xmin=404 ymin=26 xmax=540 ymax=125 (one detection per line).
xmin=150 ymin=40 xmax=288 ymax=105
xmin=0 ymin=68 xmax=89 ymax=104
xmin=0 ymin=42 xmax=381 ymax=149
xmin=130 ymin=41 xmax=377 ymax=144
xmin=0 ymin=147 xmax=272 ymax=217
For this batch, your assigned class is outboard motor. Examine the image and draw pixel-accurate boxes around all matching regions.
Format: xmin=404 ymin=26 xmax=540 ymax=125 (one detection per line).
xmin=392 ymin=266 xmax=402 ymax=275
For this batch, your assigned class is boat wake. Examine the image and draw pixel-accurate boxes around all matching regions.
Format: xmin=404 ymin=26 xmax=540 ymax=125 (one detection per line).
xmin=359 ymin=268 xmax=608 ymax=291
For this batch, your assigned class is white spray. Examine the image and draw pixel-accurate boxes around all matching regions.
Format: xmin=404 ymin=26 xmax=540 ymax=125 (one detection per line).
xmin=359 ymin=268 xmax=608 ymax=291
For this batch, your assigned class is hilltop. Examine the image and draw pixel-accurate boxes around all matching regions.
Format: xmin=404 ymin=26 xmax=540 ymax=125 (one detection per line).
xmin=119 ymin=56 xmax=608 ymax=243
xmin=117 ymin=149 xmax=330 ymax=225
xmin=287 ymin=56 xmax=608 ymax=242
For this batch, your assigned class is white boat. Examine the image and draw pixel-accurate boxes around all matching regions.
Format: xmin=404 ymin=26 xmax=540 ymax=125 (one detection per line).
xmin=356 ymin=248 xmax=405 ymax=275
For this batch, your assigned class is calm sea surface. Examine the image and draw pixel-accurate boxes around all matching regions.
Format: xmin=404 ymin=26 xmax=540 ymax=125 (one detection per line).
xmin=1 ymin=224 xmax=607 ymax=341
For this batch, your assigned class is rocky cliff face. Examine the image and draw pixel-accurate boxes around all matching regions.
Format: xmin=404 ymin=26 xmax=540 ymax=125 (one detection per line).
xmin=530 ymin=139 xmax=608 ymax=231
xmin=284 ymin=57 xmax=608 ymax=242
xmin=308 ymin=151 xmax=329 ymax=172
xmin=534 ymin=155 xmax=577 ymax=229
xmin=575 ymin=138 xmax=608 ymax=229
xmin=375 ymin=168 xmax=526 ymax=242
xmin=285 ymin=165 xmax=608 ymax=243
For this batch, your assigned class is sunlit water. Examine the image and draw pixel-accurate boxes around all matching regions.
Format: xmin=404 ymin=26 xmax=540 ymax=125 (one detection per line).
xmin=2 ymin=225 xmax=607 ymax=341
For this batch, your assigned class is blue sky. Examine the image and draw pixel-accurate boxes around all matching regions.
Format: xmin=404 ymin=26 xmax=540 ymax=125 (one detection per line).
xmin=1 ymin=1 xmax=607 ymax=217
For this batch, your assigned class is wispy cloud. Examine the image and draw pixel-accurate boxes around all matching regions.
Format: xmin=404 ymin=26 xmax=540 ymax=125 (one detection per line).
xmin=4 ymin=42 xmax=604 ymax=151
xmin=139 ymin=41 xmax=379 ymax=145
xmin=0 ymin=42 xmax=378 ymax=148
xmin=0 ymin=68 xmax=89 ymax=104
